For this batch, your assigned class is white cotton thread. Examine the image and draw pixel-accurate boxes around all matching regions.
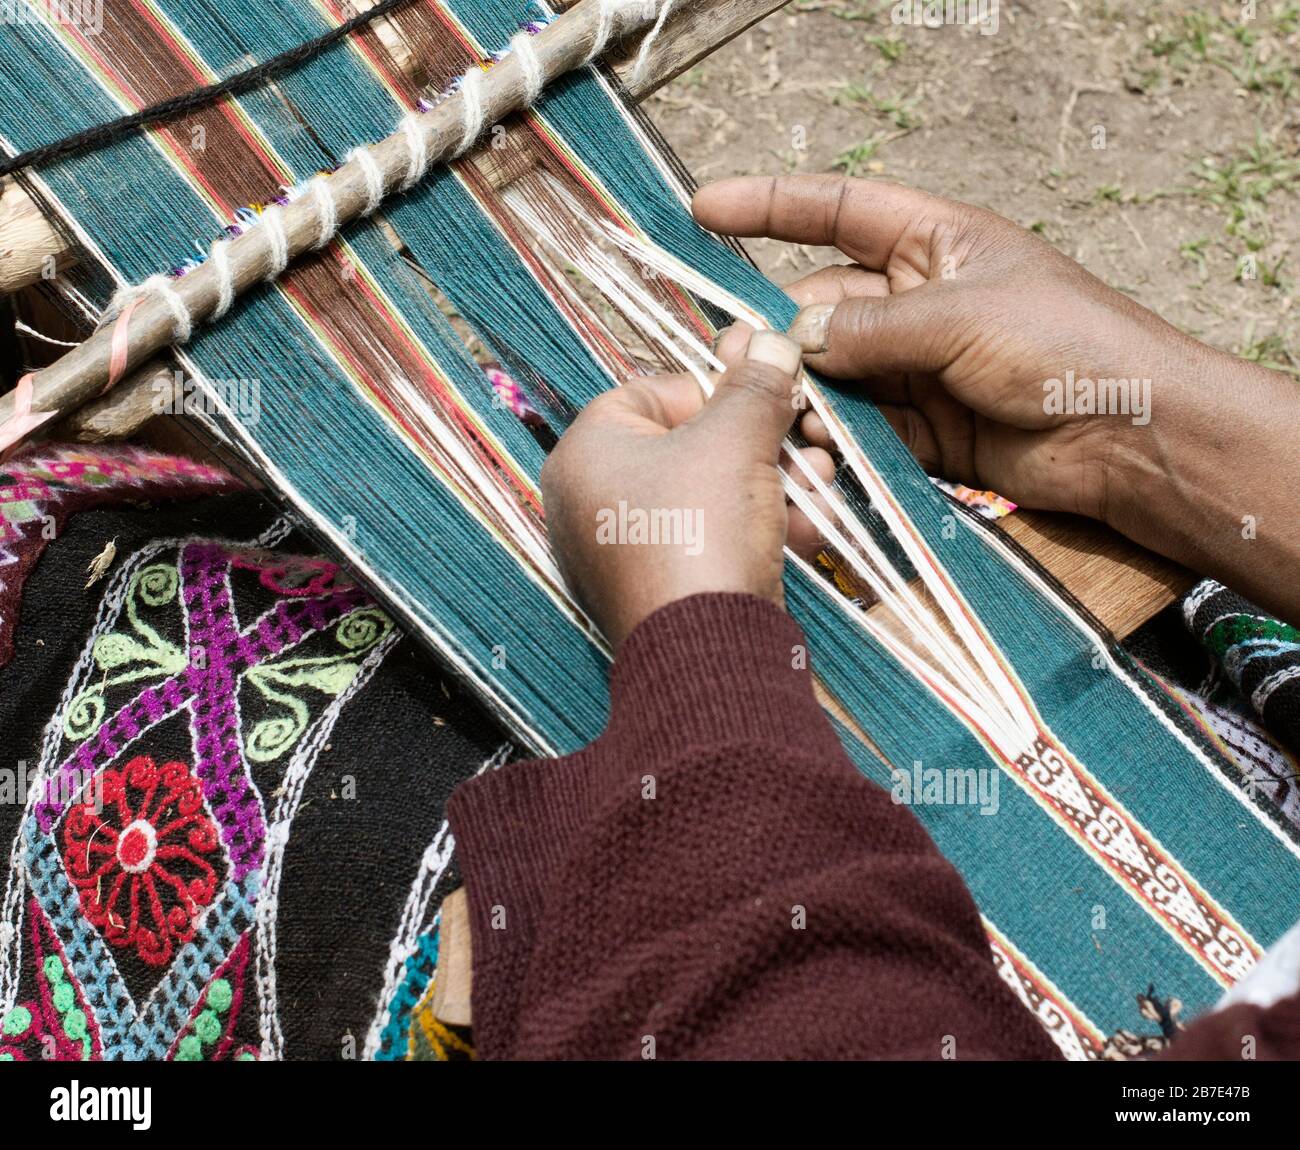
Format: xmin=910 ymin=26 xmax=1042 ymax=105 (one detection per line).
xmin=589 ymin=0 xmax=655 ymax=65
xmin=309 ymin=176 xmax=339 ymax=250
xmin=348 ymin=146 xmax=385 ymax=215
xmin=111 ymin=274 xmax=192 ymax=343
xmin=631 ymin=0 xmax=676 ymax=88
xmin=454 ymin=67 xmax=486 ymax=158
xmin=510 ymin=30 xmax=544 ymax=106
xmin=589 ymin=0 xmax=618 ymax=62
xmin=399 ymin=114 xmax=429 ymax=191
xmin=209 ymin=237 xmax=234 ymax=319
xmin=12 ymin=319 xmax=78 ymax=348
xmin=260 ymin=205 xmax=289 ymax=282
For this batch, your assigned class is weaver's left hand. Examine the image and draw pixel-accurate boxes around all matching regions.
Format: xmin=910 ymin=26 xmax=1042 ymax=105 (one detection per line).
xmin=541 ymin=329 xmax=834 ymax=648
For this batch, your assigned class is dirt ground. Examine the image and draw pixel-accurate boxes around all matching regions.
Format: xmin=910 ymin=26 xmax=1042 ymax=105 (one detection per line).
xmin=652 ymin=0 xmax=1300 ymax=376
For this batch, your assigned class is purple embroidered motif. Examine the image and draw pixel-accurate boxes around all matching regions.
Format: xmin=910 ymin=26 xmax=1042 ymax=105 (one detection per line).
xmin=36 ymin=542 xmax=364 ymax=883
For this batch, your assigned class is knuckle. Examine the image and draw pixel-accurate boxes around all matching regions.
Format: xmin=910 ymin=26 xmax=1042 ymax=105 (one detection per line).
xmin=728 ymin=362 xmax=794 ymax=403
xmin=620 ymin=381 xmax=668 ymax=425
xmin=583 ymin=389 xmax=623 ymax=420
xmin=838 ymin=297 xmax=883 ymax=343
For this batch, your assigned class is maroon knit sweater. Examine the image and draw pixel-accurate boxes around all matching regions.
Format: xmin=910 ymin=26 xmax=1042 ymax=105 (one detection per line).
xmin=446 ymin=593 xmax=1300 ymax=1060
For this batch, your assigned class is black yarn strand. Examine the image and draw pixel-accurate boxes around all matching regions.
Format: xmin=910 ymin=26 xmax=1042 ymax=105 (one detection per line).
xmin=0 ymin=0 xmax=422 ymax=179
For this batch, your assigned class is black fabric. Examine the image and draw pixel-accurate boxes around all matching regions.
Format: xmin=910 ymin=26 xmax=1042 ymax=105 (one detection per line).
xmin=0 ymin=490 xmax=504 ymax=1059
xmin=1182 ymin=581 xmax=1300 ymax=756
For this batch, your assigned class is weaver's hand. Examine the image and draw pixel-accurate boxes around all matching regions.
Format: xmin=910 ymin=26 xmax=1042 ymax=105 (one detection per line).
xmin=693 ymin=174 xmax=1300 ymax=627
xmin=694 ymin=174 xmax=1219 ymax=520
xmin=542 ymin=330 xmax=833 ymax=647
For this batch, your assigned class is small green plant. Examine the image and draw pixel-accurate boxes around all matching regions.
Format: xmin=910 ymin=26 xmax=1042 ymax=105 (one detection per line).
xmin=834 ymin=134 xmax=888 ymax=177
xmin=833 ymin=84 xmax=922 ymax=131
xmin=1237 ymin=324 xmax=1300 ymax=377
xmin=865 ymin=34 xmax=905 ymax=63
xmin=1179 ymin=237 xmax=1212 ymax=280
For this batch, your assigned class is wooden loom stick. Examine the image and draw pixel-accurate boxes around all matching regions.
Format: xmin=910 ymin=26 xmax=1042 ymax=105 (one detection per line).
xmin=0 ymin=0 xmax=674 ymax=457
xmin=0 ymin=0 xmax=790 ymax=296
xmin=45 ymin=0 xmax=792 ymax=443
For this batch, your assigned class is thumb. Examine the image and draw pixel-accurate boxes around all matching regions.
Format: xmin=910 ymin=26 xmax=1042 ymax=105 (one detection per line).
xmin=788 ymin=287 xmax=960 ymax=379
xmin=693 ymin=330 xmax=803 ymax=460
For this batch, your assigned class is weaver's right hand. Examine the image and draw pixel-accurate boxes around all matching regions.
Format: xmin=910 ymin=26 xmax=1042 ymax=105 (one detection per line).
xmin=692 ymin=175 xmax=1300 ymax=628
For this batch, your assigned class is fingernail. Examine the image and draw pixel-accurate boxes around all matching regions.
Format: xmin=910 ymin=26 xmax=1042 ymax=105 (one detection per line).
xmin=746 ymin=330 xmax=802 ymax=375
xmin=788 ymin=304 xmax=835 ymax=355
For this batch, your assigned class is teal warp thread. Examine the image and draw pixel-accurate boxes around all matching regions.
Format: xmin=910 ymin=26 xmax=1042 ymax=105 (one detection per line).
xmin=0 ymin=1 xmax=608 ymax=750
xmin=186 ymin=289 xmax=612 ymax=750
xmin=146 ymin=0 xmax=554 ymax=480
xmin=445 ymin=0 xmax=1300 ymax=1022
xmin=804 ymin=578 xmax=1226 ymax=1027
xmin=0 ymin=19 xmax=219 ymax=275
xmin=386 ymin=177 xmax=619 ymax=413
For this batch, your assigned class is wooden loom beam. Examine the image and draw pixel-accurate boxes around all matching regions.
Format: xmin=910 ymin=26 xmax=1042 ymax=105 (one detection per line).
xmin=41 ymin=0 xmax=790 ymax=441
xmin=0 ymin=0 xmax=790 ymax=296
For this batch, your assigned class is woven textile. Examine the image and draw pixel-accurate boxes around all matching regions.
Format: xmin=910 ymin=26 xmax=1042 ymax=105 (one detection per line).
xmin=1182 ymin=580 xmax=1300 ymax=755
xmin=1 ymin=448 xmax=1297 ymax=1058
xmin=0 ymin=459 xmax=499 ymax=1059
xmin=3 ymin=0 xmax=1300 ymax=1056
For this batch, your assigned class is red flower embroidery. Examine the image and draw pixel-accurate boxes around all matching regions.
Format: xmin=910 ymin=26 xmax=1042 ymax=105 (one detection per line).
xmin=62 ymin=756 xmax=220 ymax=967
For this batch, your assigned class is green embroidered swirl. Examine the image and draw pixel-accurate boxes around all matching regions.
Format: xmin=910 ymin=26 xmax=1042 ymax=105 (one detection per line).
xmin=136 ymin=562 xmax=179 ymax=606
xmin=337 ymin=607 xmax=391 ymax=650
xmin=242 ymin=608 xmax=393 ymax=762
xmin=63 ymin=558 xmax=186 ymax=743
xmin=246 ymin=711 xmax=304 ymax=762
xmin=63 ymin=691 xmax=106 ymax=742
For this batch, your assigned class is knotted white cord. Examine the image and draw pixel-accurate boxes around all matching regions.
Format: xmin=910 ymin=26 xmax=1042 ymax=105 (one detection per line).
xmin=106 ymin=274 xmax=193 ymax=343
xmin=509 ymin=29 xmax=544 ymax=106
xmin=348 ymin=146 xmax=385 ymax=215
xmin=453 ymin=68 xmax=486 ymax=158
xmin=400 ymin=114 xmax=431 ymax=189
xmin=209 ymin=237 xmax=235 ymax=319
xmin=631 ymin=0 xmax=677 ymax=88
xmin=309 ymin=175 xmax=339 ymax=250
xmin=260 ymin=204 xmax=289 ymax=282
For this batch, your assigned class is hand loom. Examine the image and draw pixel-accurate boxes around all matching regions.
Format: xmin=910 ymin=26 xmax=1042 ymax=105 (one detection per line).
xmin=0 ymin=0 xmax=1296 ymax=1060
